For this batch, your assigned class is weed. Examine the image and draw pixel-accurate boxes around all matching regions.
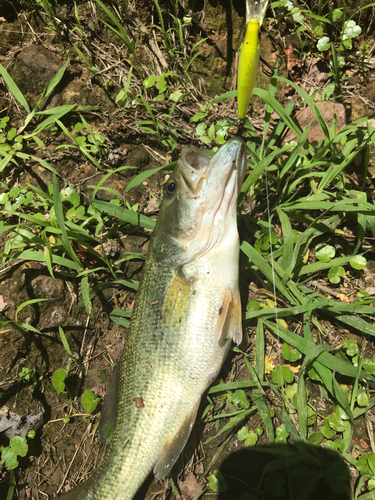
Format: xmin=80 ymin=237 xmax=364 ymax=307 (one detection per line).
xmin=271 ymin=0 xmax=375 ymax=90
xmin=0 ymin=60 xmax=75 ymax=174
xmin=0 ymin=433 xmax=34 ymax=500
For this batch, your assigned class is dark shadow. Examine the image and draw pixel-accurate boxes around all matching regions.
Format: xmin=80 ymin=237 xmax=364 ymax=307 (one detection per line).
xmin=217 ymin=444 xmax=351 ymax=500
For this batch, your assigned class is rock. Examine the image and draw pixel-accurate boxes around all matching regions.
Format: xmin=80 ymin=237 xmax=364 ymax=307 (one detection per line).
xmin=0 ymin=406 xmax=43 ymax=438
xmin=11 ymin=45 xmax=67 ymax=107
xmin=283 ymin=101 xmax=347 ymax=143
xmin=305 ymin=57 xmax=329 ymax=85
xmin=348 ymin=96 xmax=368 ymax=122
xmin=31 ymin=276 xmax=64 ymax=299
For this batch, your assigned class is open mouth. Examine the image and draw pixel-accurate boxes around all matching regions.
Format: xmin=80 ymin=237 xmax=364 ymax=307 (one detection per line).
xmin=179 ymin=137 xmax=246 ymax=197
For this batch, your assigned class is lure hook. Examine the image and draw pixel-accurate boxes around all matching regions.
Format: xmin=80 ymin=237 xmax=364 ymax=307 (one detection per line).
xmin=260 ymin=54 xmax=282 ymax=77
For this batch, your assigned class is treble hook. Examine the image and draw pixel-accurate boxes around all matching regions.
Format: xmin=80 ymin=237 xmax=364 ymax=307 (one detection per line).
xmin=260 ymin=54 xmax=282 ymax=77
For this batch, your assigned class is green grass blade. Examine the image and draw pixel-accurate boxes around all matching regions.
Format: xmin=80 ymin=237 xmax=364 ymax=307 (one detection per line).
xmin=297 ymin=375 xmax=307 ymax=439
xmin=298 ymin=255 xmax=362 ymax=277
xmin=43 ymin=244 xmax=54 ymax=279
xmin=254 ymin=388 xmax=275 ymax=443
xmin=276 ymin=76 xmax=330 ymax=141
xmin=331 ymin=314 xmax=375 ymax=337
xmin=253 ymin=87 xmax=302 ymax=140
xmin=91 ymin=199 xmax=155 ymax=230
xmin=208 ymin=380 xmax=267 ymax=394
xmin=15 ymin=298 xmax=48 ymax=323
xmin=58 ymin=326 xmax=74 ymax=359
xmin=14 ymin=249 xmax=83 ymax=271
xmin=0 ymin=63 xmax=30 ymax=112
xmin=81 ymin=275 xmax=93 ymax=319
xmin=263 ymin=320 xmax=374 ymax=382
xmin=36 ymin=59 xmax=70 ymax=110
xmin=256 ymin=319 xmax=265 ymax=381
xmin=92 ymin=167 xmax=135 ymax=200
xmin=53 ymin=173 xmax=83 ymax=269
xmin=245 ymin=299 xmax=328 ymax=322
xmin=276 ymin=207 xmax=294 ymax=280
xmin=241 ymin=241 xmax=296 ymax=304
xmin=125 ymin=163 xmax=175 ymax=192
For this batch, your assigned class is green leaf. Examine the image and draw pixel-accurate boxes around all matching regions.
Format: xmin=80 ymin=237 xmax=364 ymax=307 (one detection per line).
xmin=315 ymin=243 xmax=335 ymax=262
xmin=169 ymin=89 xmax=184 ymax=102
xmin=237 ymin=426 xmax=249 ymax=441
xmin=91 ymin=200 xmax=155 ymax=230
xmin=53 ymin=173 xmax=83 ymax=268
xmin=328 ymin=265 xmax=345 ymax=284
xmin=308 ymin=432 xmax=324 ymax=444
xmin=10 ymin=436 xmax=28 ymax=458
xmin=232 ymin=389 xmax=250 ymax=408
xmin=282 ymin=342 xmax=302 ymax=362
xmin=364 ymin=358 xmax=375 ymax=374
xmin=317 ymin=36 xmax=330 ymax=51
xmin=329 ymin=8 xmax=343 ymax=21
xmin=0 ymin=447 xmax=19 ymax=469
xmin=342 ymin=20 xmax=361 ymax=40
xmin=52 ymin=368 xmax=68 ymax=395
xmin=350 ymin=255 xmax=367 ymax=270
xmin=321 ymin=420 xmax=333 ymax=439
xmin=81 ymin=390 xmax=101 ymax=414
xmin=342 ymin=339 xmax=358 ymax=357
xmin=207 ymin=471 xmax=228 ymax=493
xmin=275 ymin=424 xmax=289 ymax=444
xmin=143 ymin=75 xmax=155 ymax=88
xmin=196 ymin=123 xmax=207 ymax=136
xmin=271 ymin=366 xmax=294 ymax=386
xmin=244 ymin=430 xmax=258 ymax=446
xmin=357 ymin=389 xmax=369 ymax=407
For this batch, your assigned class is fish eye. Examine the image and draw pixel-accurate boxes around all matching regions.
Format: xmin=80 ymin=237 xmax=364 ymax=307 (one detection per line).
xmin=164 ymin=180 xmax=176 ymax=197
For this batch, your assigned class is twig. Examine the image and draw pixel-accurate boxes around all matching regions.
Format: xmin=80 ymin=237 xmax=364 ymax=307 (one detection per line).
xmin=308 ymin=280 xmax=338 ymax=298
xmin=56 ymin=426 xmax=90 ymax=494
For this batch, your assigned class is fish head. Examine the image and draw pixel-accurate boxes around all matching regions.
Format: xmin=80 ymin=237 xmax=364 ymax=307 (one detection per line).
xmin=153 ymin=137 xmax=247 ymax=266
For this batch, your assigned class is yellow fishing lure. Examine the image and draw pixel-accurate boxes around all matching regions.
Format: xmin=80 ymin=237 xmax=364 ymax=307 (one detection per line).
xmin=237 ymin=19 xmax=260 ymax=120
xmin=237 ymin=0 xmax=269 ymax=120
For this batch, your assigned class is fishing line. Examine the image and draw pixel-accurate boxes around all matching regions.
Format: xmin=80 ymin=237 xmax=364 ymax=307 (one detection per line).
xmin=261 ymin=69 xmax=294 ymax=498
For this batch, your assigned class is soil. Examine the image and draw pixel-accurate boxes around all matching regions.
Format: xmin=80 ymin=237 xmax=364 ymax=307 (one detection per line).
xmin=0 ymin=1 xmax=375 ymax=500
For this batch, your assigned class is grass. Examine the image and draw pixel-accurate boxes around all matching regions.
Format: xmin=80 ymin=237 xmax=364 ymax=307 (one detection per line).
xmin=1 ymin=1 xmax=375 ymax=499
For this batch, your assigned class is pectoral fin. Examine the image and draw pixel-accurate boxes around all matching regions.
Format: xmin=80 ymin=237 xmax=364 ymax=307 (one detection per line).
xmin=162 ymin=271 xmax=195 ymax=327
xmin=227 ymin=287 xmax=243 ymax=345
xmin=153 ymin=399 xmax=200 ymax=480
xmin=215 ymin=288 xmax=242 ymax=345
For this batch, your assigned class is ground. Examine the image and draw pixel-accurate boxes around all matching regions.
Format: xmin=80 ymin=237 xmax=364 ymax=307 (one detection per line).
xmin=0 ymin=1 xmax=375 ymax=499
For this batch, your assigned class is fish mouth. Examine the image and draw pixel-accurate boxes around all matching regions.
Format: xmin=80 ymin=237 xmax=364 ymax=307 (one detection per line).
xmin=179 ymin=137 xmax=247 ymax=256
xmin=179 ymin=137 xmax=246 ymax=198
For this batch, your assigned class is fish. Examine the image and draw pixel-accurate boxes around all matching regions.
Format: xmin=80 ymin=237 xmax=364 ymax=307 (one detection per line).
xmin=57 ymin=137 xmax=247 ymax=500
xmin=237 ymin=0 xmax=269 ymax=120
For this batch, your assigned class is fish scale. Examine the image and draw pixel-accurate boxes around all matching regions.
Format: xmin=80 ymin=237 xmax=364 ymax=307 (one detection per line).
xmin=57 ymin=137 xmax=246 ymax=500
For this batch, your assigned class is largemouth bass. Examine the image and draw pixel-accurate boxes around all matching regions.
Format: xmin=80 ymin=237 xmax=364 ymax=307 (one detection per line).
xmin=58 ymin=137 xmax=247 ymax=500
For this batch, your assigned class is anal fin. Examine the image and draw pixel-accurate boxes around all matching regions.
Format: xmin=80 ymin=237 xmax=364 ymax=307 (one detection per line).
xmin=153 ymin=399 xmax=200 ymax=480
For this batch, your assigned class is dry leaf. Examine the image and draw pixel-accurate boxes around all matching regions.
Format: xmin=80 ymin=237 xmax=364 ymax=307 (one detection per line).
xmin=337 ymin=293 xmax=350 ymax=303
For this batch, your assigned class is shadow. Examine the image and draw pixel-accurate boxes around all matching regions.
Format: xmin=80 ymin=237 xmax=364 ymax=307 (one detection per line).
xmin=217 ymin=444 xmax=351 ymax=500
